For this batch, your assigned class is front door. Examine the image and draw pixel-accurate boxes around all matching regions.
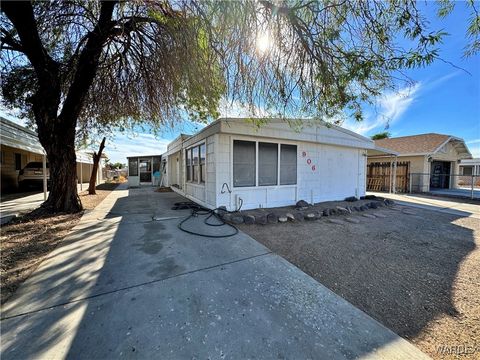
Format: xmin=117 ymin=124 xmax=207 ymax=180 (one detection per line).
xmin=430 ymin=161 xmax=451 ymax=189
xmin=139 ymin=158 xmax=152 ymax=184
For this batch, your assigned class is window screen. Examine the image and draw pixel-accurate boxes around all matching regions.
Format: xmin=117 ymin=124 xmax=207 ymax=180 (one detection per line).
xmin=280 ymin=144 xmax=297 ymax=185
xmin=128 ymin=158 xmax=138 ymax=176
xmin=186 ymin=149 xmax=191 ymax=181
xmin=462 ymin=166 xmax=473 ymax=176
xmin=258 ymin=142 xmax=278 ymax=186
xmin=199 ymin=144 xmax=206 ymax=182
xmin=233 ymin=140 xmax=255 ymax=187
xmin=192 ymin=147 xmax=199 ymax=182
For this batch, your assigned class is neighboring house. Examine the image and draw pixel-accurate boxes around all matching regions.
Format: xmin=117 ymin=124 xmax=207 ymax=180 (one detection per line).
xmin=459 ymin=158 xmax=480 ymax=187
xmin=367 ymin=133 xmax=472 ymax=193
xmin=460 ymin=158 xmax=480 ymax=176
xmin=127 ymin=155 xmax=162 ymax=187
xmin=160 ymin=118 xmax=393 ymax=211
xmin=0 ymin=116 xmax=104 ymax=192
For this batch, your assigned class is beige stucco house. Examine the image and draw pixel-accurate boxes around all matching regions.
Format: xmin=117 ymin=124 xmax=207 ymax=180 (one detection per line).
xmin=367 ymin=133 xmax=472 ymax=193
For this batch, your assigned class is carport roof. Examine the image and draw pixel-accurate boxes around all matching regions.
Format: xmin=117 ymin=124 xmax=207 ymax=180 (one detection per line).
xmin=0 ymin=116 xmax=97 ymax=163
xmin=0 ymin=116 xmax=45 ymax=155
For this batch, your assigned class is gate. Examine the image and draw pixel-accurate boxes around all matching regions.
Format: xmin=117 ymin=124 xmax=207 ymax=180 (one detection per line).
xmin=367 ymin=161 xmax=410 ymax=193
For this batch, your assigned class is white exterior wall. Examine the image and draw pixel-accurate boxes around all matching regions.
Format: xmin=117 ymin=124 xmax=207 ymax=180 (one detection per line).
xmin=180 ymin=135 xmax=217 ymax=208
xmin=165 ymin=119 xmax=373 ymax=211
xmin=215 ymin=133 xmax=367 ymax=211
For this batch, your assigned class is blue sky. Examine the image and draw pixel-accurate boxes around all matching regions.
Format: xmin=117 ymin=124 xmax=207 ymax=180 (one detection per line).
xmin=2 ymin=1 xmax=479 ymax=162
xmin=108 ymin=1 xmax=480 ymax=162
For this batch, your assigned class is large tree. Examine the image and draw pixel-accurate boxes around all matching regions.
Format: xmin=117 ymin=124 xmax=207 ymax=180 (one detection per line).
xmin=1 ymin=0 xmax=478 ymax=213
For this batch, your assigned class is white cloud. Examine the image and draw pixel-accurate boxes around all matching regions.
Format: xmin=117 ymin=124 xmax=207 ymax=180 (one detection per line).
xmin=218 ymin=98 xmax=267 ymax=118
xmin=342 ymin=83 xmax=421 ymax=135
xmin=341 ymin=71 xmax=462 ymax=136
xmin=105 ymin=132 xmax=171 ymax=164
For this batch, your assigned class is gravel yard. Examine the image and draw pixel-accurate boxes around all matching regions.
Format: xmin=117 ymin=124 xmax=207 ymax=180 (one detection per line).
xmin=237 ymin=202 xmax=480 ymax=359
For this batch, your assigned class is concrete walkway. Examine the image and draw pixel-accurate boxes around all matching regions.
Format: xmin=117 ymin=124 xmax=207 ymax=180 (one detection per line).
xmin=368 ymin=191 xmax=480 ymax=219
xmin=1 ymin=186 xmax=429 ymax=359
xmin=0 ymin=183 xmax=90 ymax=224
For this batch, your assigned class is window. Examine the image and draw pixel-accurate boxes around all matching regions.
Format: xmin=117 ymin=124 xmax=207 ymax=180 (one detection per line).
xmin=199 ymin=143 xmax=206 ymax=182
xmin=192 ymin=147 xmax=199 ymax=181
xmin=128 ymin=158 xmax=138 ymax=176
xmin=258 ymin=142 xmax=278 ymax=186
xmin=233 ymin=140 xmax=256 ymax=187
xmin=462 ymin=166 xmax=473 ymax=176
xmin=15 ymin=153 xmax=22 ymax=171
xmin=186 ymin=149 xmax=191 ymax=181
xmin=280 ymin=144 xmax=297 ymax=185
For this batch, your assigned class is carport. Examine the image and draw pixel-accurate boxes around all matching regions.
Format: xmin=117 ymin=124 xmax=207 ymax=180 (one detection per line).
xmin=366 ymin=146 xmax=400 ymax=193
xmin=0 ymin=117 xmax=48 ymax=200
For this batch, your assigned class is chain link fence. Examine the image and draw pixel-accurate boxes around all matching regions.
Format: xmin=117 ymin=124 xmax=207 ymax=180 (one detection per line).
xmin=409 ymin=173 xmax=480 ymax=199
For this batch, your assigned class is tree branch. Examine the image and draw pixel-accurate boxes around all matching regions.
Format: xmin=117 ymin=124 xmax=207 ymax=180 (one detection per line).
xmin=1 ymin=1 xmax=57 ymax=81
xmin=59 ymin=0 xmax=118 ymax=124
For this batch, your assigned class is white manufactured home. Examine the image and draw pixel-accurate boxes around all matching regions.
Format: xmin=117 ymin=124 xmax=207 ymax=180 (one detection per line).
xmin=162 ymin=118 xmax=388 ymax=211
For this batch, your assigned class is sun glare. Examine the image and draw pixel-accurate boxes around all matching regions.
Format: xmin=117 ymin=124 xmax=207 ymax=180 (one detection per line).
xmin=256 ymin=33 xmax=271 ymax=53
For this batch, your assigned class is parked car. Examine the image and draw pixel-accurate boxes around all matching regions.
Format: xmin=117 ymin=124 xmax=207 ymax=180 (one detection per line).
xmin=18 ymin=162 xmax=50 ymax=190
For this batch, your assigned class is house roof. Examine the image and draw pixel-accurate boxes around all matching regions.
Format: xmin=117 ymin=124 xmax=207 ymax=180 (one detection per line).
xmin=374 ymin=133 xmax=472 ymax=158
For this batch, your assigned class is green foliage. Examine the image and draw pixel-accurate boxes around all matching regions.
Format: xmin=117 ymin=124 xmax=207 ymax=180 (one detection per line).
xmin=371 ymin=132 xmax=391 ymax=140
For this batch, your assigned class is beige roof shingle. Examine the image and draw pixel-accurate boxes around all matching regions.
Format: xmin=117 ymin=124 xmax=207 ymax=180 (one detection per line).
xmin=374 ymin=133 xmax=450 ymax=155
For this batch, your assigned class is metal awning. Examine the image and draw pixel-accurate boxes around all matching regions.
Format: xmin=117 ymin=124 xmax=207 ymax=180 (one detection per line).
xmin=0 ymin=117 xmax=45 ymax=155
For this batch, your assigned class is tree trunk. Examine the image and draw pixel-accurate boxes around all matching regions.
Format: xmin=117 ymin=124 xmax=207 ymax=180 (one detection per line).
xmin=41 ymin=132 xmax=83 ymax=213
xmin=88 ymin=137 xmax=106 ymax=195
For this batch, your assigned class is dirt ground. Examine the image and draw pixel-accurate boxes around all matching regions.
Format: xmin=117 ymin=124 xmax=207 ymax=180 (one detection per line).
xmin=0 ymin=182 xmax=118 ymax=304
xmin=238 ymin=203 xmax=480 ymax=359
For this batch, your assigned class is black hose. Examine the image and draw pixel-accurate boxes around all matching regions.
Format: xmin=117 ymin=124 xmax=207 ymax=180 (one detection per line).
xmin=173 ymin=201 xmax=239 ymax=238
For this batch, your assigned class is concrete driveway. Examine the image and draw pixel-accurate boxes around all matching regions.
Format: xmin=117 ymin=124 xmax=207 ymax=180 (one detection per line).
xmin=0 ymin=185 xmax=428 ymax=359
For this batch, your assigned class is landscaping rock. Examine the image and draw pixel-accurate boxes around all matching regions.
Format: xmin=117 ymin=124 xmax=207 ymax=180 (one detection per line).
xmin=359 ymin=205 xmax=368 ymax=211
xmin=402 ymin=209 xmax=417 ymax=215
xmin=286 ymin=213 xmax=295 ymax=222
xmin=293 ymin=212 xmax=304 ymax=221
xmin=362 ymin=214 xmax=376 ymax=219
xmin=345 ymin=196 xmax=358 ymax=202
xmin=370 ymin=202 xmax=379 ymax=209
xmin=255 ymin=214 xmax=268 ymax=225
xmin=361 ymin=195 xmax=377 ymax=200
xmin=373 ymin=212 xmax=387 ymax=218
xmin=384 ymin=199 xmax=395 ymax=206
xmin=243 ymin=214 xmax=256 ymax=225
xmin=296 ymin=200 xmax=309 ymax=208
xmin=322 ymin=209 xmax=331 ymax=216
xmin=222 ymin=213 xmax=232 ymax=222
xmin=267 ymin=213 xmax=278 ymax=224
xmin=345 ymin=217 xmax=360 ymax=224
xmin=231 ymin=215 xmax=244 ymax=224
xmin=278 ymin=216 xmax=288 ymax=223
xmin=305 ymin=213 xmax=316 ymax=221
xmin=336 ymin=206 xmax=349 ymax=214
xmin=328 ymin=218 xmax=344 ymax=225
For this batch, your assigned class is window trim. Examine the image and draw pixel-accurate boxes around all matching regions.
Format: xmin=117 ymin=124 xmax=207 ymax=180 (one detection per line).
xmin=231 ymin=137 xmax=297 ymax=188
xmin=185 ymin=142 xmax=206 ymax=185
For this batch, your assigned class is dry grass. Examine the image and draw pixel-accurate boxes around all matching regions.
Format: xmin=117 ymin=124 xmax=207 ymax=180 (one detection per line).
xmin=0 ymin=182 xmax=118 ymax=304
